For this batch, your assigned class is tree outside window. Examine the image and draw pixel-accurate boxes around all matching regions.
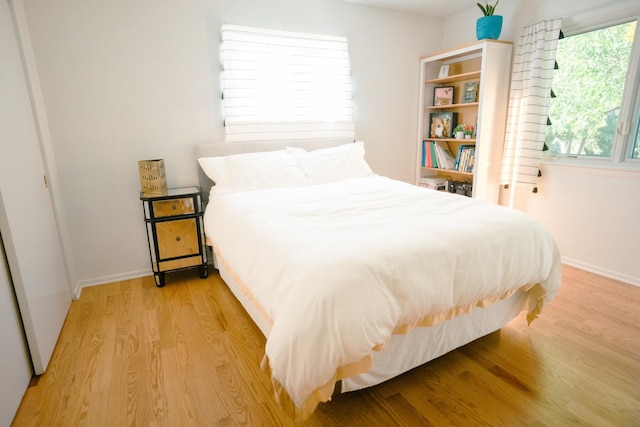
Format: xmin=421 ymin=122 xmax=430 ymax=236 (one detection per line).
xmin=546 ymin=20 xmax=638 ymax=160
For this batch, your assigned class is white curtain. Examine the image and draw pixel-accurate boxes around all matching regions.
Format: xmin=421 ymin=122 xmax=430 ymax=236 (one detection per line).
xmin=500 ymin=19 xmax=562 ymax=193
xmin=220 ymin=24 xmax=355 ymax=143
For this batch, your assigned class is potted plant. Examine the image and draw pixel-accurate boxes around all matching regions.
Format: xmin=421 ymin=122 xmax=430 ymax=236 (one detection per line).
xmin=453 ymin=124 xmax=465 ymax=139
xmin=463 ymin=124 xmax=474 ymax=139
xmin=476 ymin=1 xmax=502 ymax=40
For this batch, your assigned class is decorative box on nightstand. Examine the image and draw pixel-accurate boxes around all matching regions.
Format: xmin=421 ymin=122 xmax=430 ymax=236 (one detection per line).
xmin=140 ymin=186 xmax=208 ymax=287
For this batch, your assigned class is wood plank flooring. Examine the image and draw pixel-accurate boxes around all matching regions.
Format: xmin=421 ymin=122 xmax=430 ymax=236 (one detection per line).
xmin=12 ymin=264 xmax=640 ymax=426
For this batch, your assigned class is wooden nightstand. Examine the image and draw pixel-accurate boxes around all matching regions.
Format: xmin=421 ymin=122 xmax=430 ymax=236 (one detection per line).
xmin=140 ymin=186 xmax=208 ymax=287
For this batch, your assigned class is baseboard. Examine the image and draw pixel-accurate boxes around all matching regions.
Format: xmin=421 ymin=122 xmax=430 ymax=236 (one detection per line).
xmin=72 ymin=257 xmax=639 ymax=300
xmin=73 ymin=268 xmax=153 ymax=299
xmin=562 ymin=257 xmax=640 ymax=288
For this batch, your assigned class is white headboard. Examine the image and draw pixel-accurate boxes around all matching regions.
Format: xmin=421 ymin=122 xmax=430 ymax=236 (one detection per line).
xmin=195 ymin=138 xmax=353 ymax=201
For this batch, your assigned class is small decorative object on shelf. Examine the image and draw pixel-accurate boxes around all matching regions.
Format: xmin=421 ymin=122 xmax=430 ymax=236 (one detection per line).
xmin=453 ymin=124 xmax=465 ymax=139
xmin=429 ymin=112 xmax=458 ymax=138
xmin=464 ymin=124 xmax=474 ymax=138
xmin=140 ymin=186 xmax=208 ymax=287
xmin=448 ymin=181 xmax=473 ymax=197
xmin=476 ymin=1 xmax=502 ymax=40
xmin=453 ymin=124 xmax=474 ymax=139
xmin=438 ymin=64 xmax=450 ymax=78
xmin=433 ymin=86 xmax=454 ymax=106
xmin=462 ymin=81 xmax=480 ymax=103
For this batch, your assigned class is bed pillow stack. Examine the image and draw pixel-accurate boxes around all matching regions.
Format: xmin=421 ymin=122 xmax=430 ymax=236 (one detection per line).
xmin=198 ymin=141 xmax=373 ymax=192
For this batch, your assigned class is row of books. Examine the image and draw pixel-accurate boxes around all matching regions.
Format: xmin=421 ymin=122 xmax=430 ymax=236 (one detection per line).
xmin=421 ymin=140 xmax=475 ymax=173
xmin=421 ymin=140 xmax=454 ymax=169
xmin=418 ymin=177 xmax=447 ymax=191
xmin=454 ymin=145 xmax=475 ymax=173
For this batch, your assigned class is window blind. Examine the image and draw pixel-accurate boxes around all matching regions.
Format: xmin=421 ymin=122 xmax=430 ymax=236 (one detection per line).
xmin=220 ymin=24 xmax=355 ymax=143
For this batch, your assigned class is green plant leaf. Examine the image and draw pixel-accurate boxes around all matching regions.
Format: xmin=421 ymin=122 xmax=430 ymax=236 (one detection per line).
xmin=477 ymin=0 xmax=499 ymax=16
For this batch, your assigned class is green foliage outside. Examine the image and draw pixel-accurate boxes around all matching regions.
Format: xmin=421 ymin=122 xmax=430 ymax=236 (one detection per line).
xmin=546 ymin=21 xmax=637 ymax=157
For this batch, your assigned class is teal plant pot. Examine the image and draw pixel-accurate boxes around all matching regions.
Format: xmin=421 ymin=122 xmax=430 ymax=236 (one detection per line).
xmin=476 ymin=15 xmax=503 ymax=40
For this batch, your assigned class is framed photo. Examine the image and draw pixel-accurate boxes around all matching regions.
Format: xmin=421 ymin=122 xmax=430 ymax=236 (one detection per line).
xmin=462 ymin=81 xmax=479 ymax=103
xmin=438 ymin=64 xmax=450 ymax=78
xmin=429 ymin=112 xmax=458 ymax=139
xmin=433 ymin=86 xmax=454 ymax=106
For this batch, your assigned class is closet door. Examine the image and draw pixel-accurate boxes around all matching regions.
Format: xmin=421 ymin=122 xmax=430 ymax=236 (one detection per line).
xmin=0 ymin=234 xmax=32 ymax=425
xmin=0 ymin=0 xmax=71 ymax=374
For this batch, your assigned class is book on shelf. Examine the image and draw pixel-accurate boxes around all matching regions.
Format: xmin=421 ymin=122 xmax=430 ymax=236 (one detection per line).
xmin=429 ymin=141 xmax=438 ymax=168
xmin=421 ymin=140 xmax=434 ymax=167
xmin=454 ymin=144 xmax=475 ymax=173
xmin=422 ymin=140 xmax=438 ymax=168
xmin=419 ymin=177 xmax=447 ymax=191
xmin=466 ymin=149 xmax=475 ymax=172
xmin=433 ymin=140 xmax=455 ymax=170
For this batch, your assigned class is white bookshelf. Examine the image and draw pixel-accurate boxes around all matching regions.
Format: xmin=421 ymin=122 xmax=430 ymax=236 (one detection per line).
xmin=417 ymin=40 xmax=513 ymax=203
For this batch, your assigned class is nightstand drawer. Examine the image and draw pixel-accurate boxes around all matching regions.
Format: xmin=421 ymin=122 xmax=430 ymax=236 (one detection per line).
xmin=152 ymin=197 xmax=195 ymax=217
xmin=156 ymin=218 xmax=199 ymax=259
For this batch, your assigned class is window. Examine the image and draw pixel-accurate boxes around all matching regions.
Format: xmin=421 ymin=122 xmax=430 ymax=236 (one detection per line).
xmin=220 ymin=25 xmax=355 ymax=143
xmin=633 ymin=117 xmax=640 ymax=157
xmin=546 ymin=8 xmax=640 ymax=165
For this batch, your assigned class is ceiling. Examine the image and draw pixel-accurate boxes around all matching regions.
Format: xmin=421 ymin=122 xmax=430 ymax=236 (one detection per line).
xmin=339 ymin=0 xmax=476 ymax=17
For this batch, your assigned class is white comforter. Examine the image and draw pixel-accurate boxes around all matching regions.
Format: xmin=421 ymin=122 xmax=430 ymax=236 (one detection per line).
xmin=205 ymin=175 xmax=561 ymax=418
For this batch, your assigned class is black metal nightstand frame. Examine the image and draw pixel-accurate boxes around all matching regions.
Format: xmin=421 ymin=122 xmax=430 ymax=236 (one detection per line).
xmin=140 ymin=186 xmax=208 ymax=287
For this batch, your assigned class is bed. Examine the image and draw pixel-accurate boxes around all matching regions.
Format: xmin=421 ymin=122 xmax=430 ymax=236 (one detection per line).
xmin=195 ymin=139 xmax=562 ymax=421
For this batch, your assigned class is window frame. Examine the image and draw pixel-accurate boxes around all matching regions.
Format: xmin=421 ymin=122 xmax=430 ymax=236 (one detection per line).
xmin=544 ymin=1 xmax=640 ymax=170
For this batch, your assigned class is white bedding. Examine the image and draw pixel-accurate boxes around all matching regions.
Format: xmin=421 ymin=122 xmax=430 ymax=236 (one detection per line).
xmin=204 ymin=175 xmax=562 ymax=420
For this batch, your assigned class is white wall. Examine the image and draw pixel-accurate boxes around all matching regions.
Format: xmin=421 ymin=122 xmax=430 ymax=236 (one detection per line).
xmin=441 ymin=0 xmax=633 ymax=49
xmin=521 ymin=165 xmax=640 ymax=286
xmin=20 ymin=0 xmax=440 ymax=294
xmin=21 ymin=0 xmax=639 ymax=290
xmin=444 ymin=0 xmax=640 ymax=286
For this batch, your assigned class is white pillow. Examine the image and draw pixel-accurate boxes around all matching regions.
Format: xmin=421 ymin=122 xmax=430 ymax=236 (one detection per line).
xmin=286 ymin=141 xmax=373 ymax=184
xmin=198 ymin=150 xmax=310 ymax=191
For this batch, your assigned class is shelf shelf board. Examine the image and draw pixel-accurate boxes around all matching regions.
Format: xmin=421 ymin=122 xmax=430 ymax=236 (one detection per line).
xmin=422 ymin=138 xmax=476 ymax=143
xmin=426 ymin=71 xmax=481 ymax=84
xmin=425 ymin=102 xmax=479 ymax=110
xmin=420 ymin=167 xmax=473 ymax=176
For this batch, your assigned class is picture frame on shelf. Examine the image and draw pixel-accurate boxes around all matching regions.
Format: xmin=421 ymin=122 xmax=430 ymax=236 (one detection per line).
xmin=433 ymin=86 xmax=454 ymax=106
xmin=429 ymin=112 xmax=458 ymax=139
xmin=438 ymin=64 xmax=450 ymax=78
xmin=462 ymin=81 xmax=480 ymax=103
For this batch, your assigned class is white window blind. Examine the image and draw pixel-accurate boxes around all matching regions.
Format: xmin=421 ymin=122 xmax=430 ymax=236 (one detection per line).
xmin=220 ymin=24 xmax=355 ymax=143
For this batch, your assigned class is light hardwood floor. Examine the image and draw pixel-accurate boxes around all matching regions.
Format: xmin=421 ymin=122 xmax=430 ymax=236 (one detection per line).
xmin=12 ymin=264 xmax=640 ymax=426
